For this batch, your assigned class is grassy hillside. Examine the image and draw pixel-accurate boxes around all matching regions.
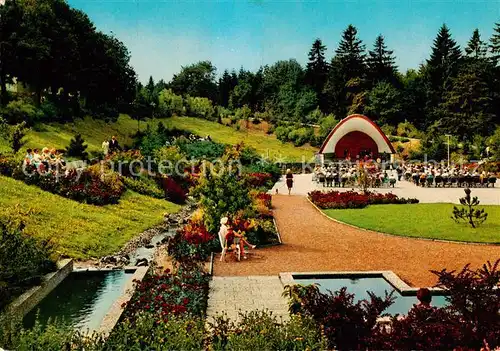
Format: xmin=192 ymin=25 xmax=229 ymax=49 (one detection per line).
xmin=0 ymin=175 xmax=180 ymax=259
xmin=1 ymin=115 xmax=318 ymax=161
xmin=165 ymin=116 xmax=317 ymax=161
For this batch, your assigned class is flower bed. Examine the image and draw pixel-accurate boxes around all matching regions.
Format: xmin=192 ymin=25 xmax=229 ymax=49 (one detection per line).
xmin=12 ymin=164 xmax=125 ymax=205
xmin=122 ymin=267 xmax=210 ymax=322
xmin=309 ymin=190 xmax=419 ymax=209
xmin=244 ymin=172 xmax=274 ymax=189
xmin=166 ymin=220 xmax=215 ymax=264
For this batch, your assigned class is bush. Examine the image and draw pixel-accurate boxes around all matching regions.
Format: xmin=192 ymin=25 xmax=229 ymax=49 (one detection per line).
xmin=208 ymin=310 xmax=327 ymax=351
xmin=166 ymin=221 xmax=214 ymax=264
xmin=397 ymin=121 xmax=421 ymax=138
xmin=1 ymin=99 xmax=41 ymax=125
xmin=381 ymin=124 xmax=396 ymax=136
xmin=318 ymin=114 xmax=338 ymax=140
xmin=159 ymin=176 xmax=187 ymax=204
xmin=288 ymin=127 xmax=314 ymax=146
xmin=177 ymin=140 xmax=225 ymax=161
xmin=14 ymin=163 xmax=125 ymax=205
xmin=123 ymin=176 xmax=164 ymax=199
xmin=452 ymin=188 xmax=488 ymax=228
xmin=0 ymin=153 xmax=20 ymax=176
xmin=274 ymin=125 xmax=292 ymax=142
xmin=244 ymin=172 xmax=273 ymax=189
xmin=185 ymin=96 xmax=215 ymax=120
xmin=283 ymin=284 xmax=395 ymax=350
xmin=0 ymin=220 xmax=56 ymax=311
xmin=308 ymin=190 xmax=419 ymax=209
xmin=158 ymin=88 xmax=184 ymax=117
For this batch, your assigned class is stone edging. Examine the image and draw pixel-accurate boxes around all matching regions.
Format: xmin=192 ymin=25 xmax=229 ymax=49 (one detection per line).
xmin=306 ymin=196 xmax=500 ymax=246
xmin=97 ymin=266 xmax=149 ymax=336
xmin=0 ymin=259 xmax=73 ymax=326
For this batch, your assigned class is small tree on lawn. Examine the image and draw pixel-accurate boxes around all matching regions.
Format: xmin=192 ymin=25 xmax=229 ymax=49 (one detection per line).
xmin=65 ymin=133 xmax=88 ymax=159
xmin=451 ymin=188 xmax=487 ymax=228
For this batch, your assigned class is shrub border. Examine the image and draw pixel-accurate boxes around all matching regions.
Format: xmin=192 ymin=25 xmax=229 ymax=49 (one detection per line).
xmin=306 ymin=197 xmax=500 ymax=246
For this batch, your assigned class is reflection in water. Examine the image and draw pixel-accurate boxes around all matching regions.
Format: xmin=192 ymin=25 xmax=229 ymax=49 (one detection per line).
xmin=24 ymin=271 xmax=132 ymax=332
xmin=292 ymin=277 xmax=448 ymax=316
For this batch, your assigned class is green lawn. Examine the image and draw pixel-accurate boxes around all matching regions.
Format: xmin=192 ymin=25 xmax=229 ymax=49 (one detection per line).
xmin=1 ymin=114 xmax=317 ymax=161
xmin=324 ymin=204 xmax=500 ymax=243
xmin=0 ymin=175 xmax=180 ymax=259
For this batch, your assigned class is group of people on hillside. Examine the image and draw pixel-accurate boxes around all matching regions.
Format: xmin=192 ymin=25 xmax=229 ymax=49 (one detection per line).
xmin=218 ymin=216 xmax=256 ymax=261
xmin=23 ymin=147 xmax=66 ymax=172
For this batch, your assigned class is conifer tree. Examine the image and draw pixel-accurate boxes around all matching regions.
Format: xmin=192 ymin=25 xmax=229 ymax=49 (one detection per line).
xmin=489 ymin=22 xmax=500 ymax=65
xmin=65 ymin=133 xmax=88 ymax=159
xmin=367 ymin=34 xmax=397 ymax=84
xmin=465 ymin=29 xmax=487 ymax=59
xmin=335 ymin=24 xmax=367 ymax=80
xmin=305 ymin=38 xmax=329 ymax=110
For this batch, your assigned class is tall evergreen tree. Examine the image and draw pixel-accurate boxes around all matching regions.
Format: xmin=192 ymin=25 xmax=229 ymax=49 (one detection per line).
xmin=489 ymin=22 xmax=500 ymax=65
xmin=335 ymin=25 xmax=367 ymax=80
xmin=426 ymin=24 xmax=462 ymax=93
xmin=305 ymin=38 xmax=329 ymax=110
xmin=465 ymin=29 xmax=487 ymax=59
xmin=367 ymin=34 xmax=397 ymax=85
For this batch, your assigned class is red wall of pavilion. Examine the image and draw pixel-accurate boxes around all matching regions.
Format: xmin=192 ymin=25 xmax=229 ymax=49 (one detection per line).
xmin=334 ymin=131 xmax=379 ymax=158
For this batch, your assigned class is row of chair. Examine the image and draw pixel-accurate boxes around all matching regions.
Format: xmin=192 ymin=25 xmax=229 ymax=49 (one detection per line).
xmin=409 ymin=175 xmax=497 ymax=188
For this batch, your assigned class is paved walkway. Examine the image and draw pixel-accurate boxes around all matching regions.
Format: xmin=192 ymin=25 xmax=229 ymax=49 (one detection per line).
xmin=271 ymin=174 xmax=500 ymax=205
xmin=206 ymin=276 xmax=289 ymax=322
xmin=213 ymin=195 xmax=500 ymax=287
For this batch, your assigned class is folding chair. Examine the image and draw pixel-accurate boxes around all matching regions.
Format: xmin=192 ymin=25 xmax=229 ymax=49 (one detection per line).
xmin=219 ymin=234 xmax=241 ymax=262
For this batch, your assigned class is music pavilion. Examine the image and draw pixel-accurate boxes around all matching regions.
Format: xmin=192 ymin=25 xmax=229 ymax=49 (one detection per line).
xmin=318 ymin=114 xmax=395 ymax=163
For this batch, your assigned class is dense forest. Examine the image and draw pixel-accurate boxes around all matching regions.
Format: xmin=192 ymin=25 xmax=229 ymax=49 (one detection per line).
xmin=1 ymin=0 xmax=500 ymax=159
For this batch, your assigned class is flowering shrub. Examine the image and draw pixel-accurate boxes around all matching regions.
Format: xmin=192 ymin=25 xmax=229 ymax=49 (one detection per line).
xmin=167 ymin=220 xmax=214 ymax=264
xmin=309 ymin=190 xmax=419 ymax=209
xmin=107 ymin=150 xmax=143 ymax=176
xmin=123 ymin=267 xmax=209 ymax=322
xmin=160 ymin=176 xmax=187 ymax=204
xmin=12 ymin=164 xmax=125 ymax=205
xmin=0 ymin=153 xmax=18 ymax=176
xmin=245 ymin=172 xmax=273 ymax=189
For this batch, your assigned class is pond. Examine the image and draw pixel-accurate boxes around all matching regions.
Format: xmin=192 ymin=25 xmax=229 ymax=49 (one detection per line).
xmin=24 ymin=270 xmax=133 ymax=332
xmin=292 ymin=275 xmax=448 ymax=315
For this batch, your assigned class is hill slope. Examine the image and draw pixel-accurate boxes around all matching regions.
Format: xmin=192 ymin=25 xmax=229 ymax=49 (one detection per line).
xmin=0 ymin=176 xmax=180 ymax=259
xmin=1 ymin=115 xmax=318 ymax=161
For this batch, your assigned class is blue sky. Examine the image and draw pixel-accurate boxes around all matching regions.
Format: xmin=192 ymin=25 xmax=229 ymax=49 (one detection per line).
xmin=68 ymin=0 xmax=500 ymax=84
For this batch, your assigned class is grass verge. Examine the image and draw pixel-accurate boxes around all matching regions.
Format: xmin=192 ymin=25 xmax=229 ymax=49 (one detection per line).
xmin=0 ymin=175 xmax=181 ymax=259
xmin=323 ymin=203 xmax=500 ymax=243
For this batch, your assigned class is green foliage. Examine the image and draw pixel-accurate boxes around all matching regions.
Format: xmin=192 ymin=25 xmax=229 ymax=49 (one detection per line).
xmin=318 ymin=114 xmax=338 ymax=140
xmin=486 ymin=126 xmax=500 ymax=160
xmin=364 ymin=81 xmax=403 ymax=125
xmin=0 ymin=218 xmax=56 ymax=311
xmin=397 ymin=121 xmax=421 ymax=138
xmin=185 ymin=96 xmax=216 ymax=120
xmin=170 ymin=60 xmax=218 ymax=101
xmin=153 ymin=145 xmax=184 ymax=174
xmin=192 ymin=167 xmax=252 ymax=233
xmin=209 ymin=311 xmax=327 ymax=351
xmin=158 ymin=88 xmax=184 ymax=117
xmin=0 ymin=118 xmax=28 ymax=153
xmin=123 ymin=176 xmax=163 ymax=199
xmin=234 ymin=105 xmax=252 ymax=122
xmin=288 ymin=127 xmax=314 ymax=147
xmin=381 ymin=124 xmax=396 ymax=136
xmin=1 ymin=100 xmax=41 ymax=125
xmin=452 ymin=188 xmax=488 ymax=228
xmin=65 ymin=133 xmax=88 ymax=159
xmin=177 ymin=140 xmax=225 ymax=160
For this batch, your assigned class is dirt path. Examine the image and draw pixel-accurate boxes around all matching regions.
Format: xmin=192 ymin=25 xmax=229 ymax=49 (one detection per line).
xmin=213 ymin=195 xmax=500 ymax=287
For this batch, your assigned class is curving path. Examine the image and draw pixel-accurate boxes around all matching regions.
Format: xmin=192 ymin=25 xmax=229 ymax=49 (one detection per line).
xmin=213 ymin=195 xmax=500 ymax=287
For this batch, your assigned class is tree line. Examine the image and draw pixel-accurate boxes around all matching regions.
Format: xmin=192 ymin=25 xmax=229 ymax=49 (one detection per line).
xmin=0 ymin=0 xmax=136 ymax=120
xmin=1 ymin=0 xmax=499 ymax=146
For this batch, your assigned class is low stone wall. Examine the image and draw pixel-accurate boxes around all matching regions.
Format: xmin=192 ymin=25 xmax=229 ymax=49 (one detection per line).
xmin=1 ymin=259 xmax=73 ymax=326
xmin=97 ymin=266 xmax=148 ymax=336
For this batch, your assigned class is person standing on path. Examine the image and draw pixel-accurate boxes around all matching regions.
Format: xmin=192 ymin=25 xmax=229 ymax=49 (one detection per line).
xmin=285 ymin=169 xmax=293 ymax=195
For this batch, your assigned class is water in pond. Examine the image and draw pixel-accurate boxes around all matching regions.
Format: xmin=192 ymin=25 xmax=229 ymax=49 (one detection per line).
xmin=24 ymin=270 xmax=133 ymax=332
xmin=292 ymin=276 xmax=448 ymax=315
